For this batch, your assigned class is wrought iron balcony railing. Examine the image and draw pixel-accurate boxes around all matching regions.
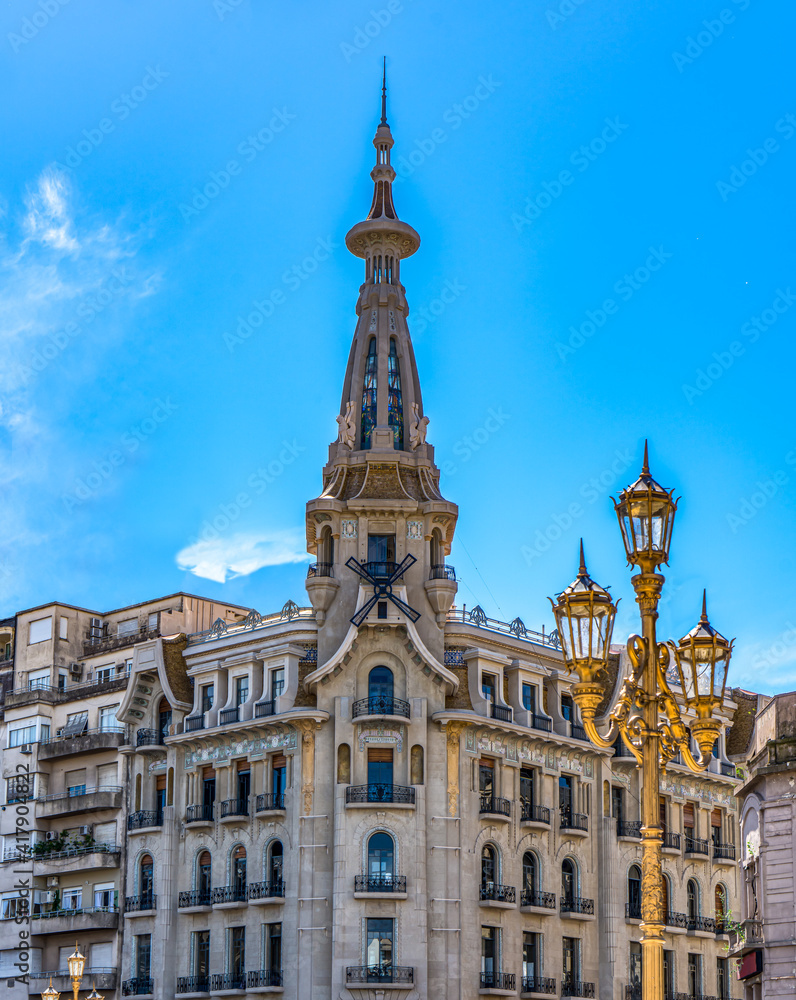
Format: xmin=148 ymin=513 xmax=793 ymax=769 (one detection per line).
xmin=560 ymin=895 xmax=595 ymax=915
xmin=248 ymin=880 xmax=285 ymax=900
xmin=625 ymin=987 xmax=642 ymax=1000
xmin=255 ymin=792 xmax=285 ymax=812
xmin=530 ymin=713 xmax=553 ymax=732
xmin=219 ymin=707 xmax=239 ymax=725
xmin=186 ymin=803 xmax=214 ymax=823
xmin=666 ymin=911 xmax=688 ymax=929
xmin=523 ymin=976 xmax=557 ymax=995
xmin=307 ymin=562 xmax=333 ymax=578
xmin=480 ymin=973 xmax=516 ymax=990
xmin=178 ymin=890 xmax=212 ymax=908
xmin=560 ymin=810 xmax=588 ymax=832
xmin=626 ymin=902 xmax=641 ymax=919
xmin=363 ymin=560 xmax=401 ymax=581
xmin=490 ymin=703 xmax=513 ymax=722
xmin=480 ymin=882 xmax=516 ymax=903
xmin=247 ymin=971 xmax=283 ymax=988
xmin=720 ymin=761 xmax=737 ymax=777
xmin=255 ymin=699 xmax=276 ymax=718
xmin=135 ymin=728 xmax=163 ymax=747
xmin=219 ymin=797 xmax=249 ymax=818
xmin=346 ymin=966 xmax=414 ymax=984
xmin=617 ymin=820 xmax=642 ymax=839
xmin=687 ymin=915 xmax=716 ymax=933
xmin=210 ymin=885 xmax=248 ymax=905
xmin=521 ymin=889 xmax=556 ymax=909
xmin=125 ymin=894 xmax=156 ymax=912
xmin=127 ymin=810 xmax=162 ymax=831
xmin=176 ymin=976 xmax=209 ymax=994
xmin=521 ymin=804 xmax=551 ymax=825
xmin=345 ymin=783 xmax=415 ymax=804
xmin=685 ymin=835 xmax=709 ymax=855
xmin=713 ymin=843 xmax=736 ymax=861
xmin=430 ymin=564 xmax=456 ymax=580
xmin=355 ymin=874 xmax=407 ymax=893
xmin=480 ymin=794 xmax=511 ymax=816
xmin=570 ymin=723 xmax=589 ymax=741
xmin=352 ymin=695 xmax=410 ymax=719
xmin=663 ymin=832 xmax=681 ymax=850
xmin=210 ymin=974 xmax=246 ymax=991
xmin=184 ymin=715 xmax=205 ymax=732
xmin=122 ymin=978 xmax=154 ymax=996
xmin=561 ymin=980 xmax=596 ymax=998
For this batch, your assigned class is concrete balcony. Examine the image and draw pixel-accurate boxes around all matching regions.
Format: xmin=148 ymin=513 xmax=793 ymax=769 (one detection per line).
xmin=559 ymin=896 xmax=595 ymax=921
xmin=31 ymin=906 xmax=119 ymax=934
xmin=31 ymin=845 xmax=121 ymax=876
xmin=38 ymin=786 xmax=122 ymax=818
xmin=38 ymin=727 xmax=128 ymax=759
xmin=29 ymin=970 xmax=117 ymax=995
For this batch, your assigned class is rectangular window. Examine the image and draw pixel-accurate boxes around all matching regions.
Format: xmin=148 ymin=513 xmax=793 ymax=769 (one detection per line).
xmin=520 ymin=767 xmax=535 ymax=812
xmin=561 ymin=693 xmax=573 ymax=721
xmin=367 ymin=748 xmax=393 ymax=789
xmin=271 ymin=756 xmax=286 ymax=799
xmin=562 ymin=937 xmax=580 ymax=988
xmin=201 ymin=684 xmax=214 ymax=714
xmin=366 ymin=918 xmax=394 ymax=970
xmin=478 ymin=758 xmax=494 ymax=795
xmin=65 ymin=769 xmax=87 ymax=796
xmin=148 ymin=612 xmax=159 ymax=631
xmin=235 ymin=676 xmax=249 ymax=706
xmin=522 ymin=683 xmax=536 ymax=713
xmin=93 ymin=821 xmax=116 ymax=847
xmin=229 ymin=926 xmax=245 ymax=978
xmin=2 ymin=895 xmax=27 ymax=920
xmin=93 ymin=883 xmax=115 ymax=909
xmin=663 ymin=951 xmax=674 ymax=996
xmin=97 ymin=763 xmax=118 ymax=788
xmin=9 ymin=725 xmax=36 ymax=748
xmin=611 ymin=787 xmax=624 ymax=822
xmin=481 ymin=926 xmax=497 ymax=979
xmin=367 ymin=534 xmax=396 ymax=566
xmin=94 ymin=665 xmax=114 ymax=684
xmin=99 ymin=706 xmax=120 ymax=731
xmin=523 ymin=931 xmax=540 ymax=980
xmin=135 ymin=935 xmax=152 ymax=979
xmin=688 ymin=954 xmax=702 ymax=996
xmin=62 ymin=711 xmax=88 ymax=737
xmin=270 ymin=668 xmax=284 ymax=698
xmin=6 ymin=776 xmax=32 ymax=805
xmin=717 ymin=958 xmax=729 ymax=999
xmin=28 ymin=617 xmax=52 ymax=645
xmin=481 ymin=673 xmax=496 ymax=703
xmin=62 ymin=887 xmax=82 ymax=910
xmin=683 ymin=802 xmax=695 ymax=831
xmin=59 ymin=617 xmax=68 ymax=639
xmin=194 ymin=931 xmax=210 ymax=978
xmin=711 ymin=808 xmax=723 ymax=846
xmin=266 ymin=922 xmax=282 ymax=977
xmin=90 ymin=942 xmax=113 ymax=968
xmin=27 ymin=668 xmax=50 ymax=690
xmin=629 ymin=942 xmax=642 ymax=990
xmin=116 ymin=618 xmax=138 ymax=636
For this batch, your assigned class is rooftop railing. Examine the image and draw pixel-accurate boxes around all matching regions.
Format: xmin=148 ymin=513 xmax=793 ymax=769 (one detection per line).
xmin=445 ymin=606 xmax=560 ymax=648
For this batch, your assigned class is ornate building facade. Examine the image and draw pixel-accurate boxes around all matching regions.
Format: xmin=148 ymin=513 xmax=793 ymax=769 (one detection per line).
xmin=108 ymin=94 xmax=750 ymax=1000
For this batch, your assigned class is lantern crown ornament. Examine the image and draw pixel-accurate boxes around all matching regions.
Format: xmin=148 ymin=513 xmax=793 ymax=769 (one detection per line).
xmin=613 ymin=441 xmax=679 ymax=573
xmin=41 ymin=978 xmax=60 ymax=1000
xmin=85 ymin=987 xmax=104 ymax=1000
xmin=549 ymin=541 xmax=618 ymax=718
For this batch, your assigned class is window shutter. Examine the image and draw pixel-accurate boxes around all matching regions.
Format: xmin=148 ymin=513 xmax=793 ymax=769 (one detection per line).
xmin=479 ymin=757 xmax=494 ymax=770
xmin=711 ymin=808 xmax=722 ymax=827
xmin=156 ymin=775 xmax=167 ymax=791
xmin=367 ymin=747 xmax=393 ymax=763
xmin=272 ymin=754 xmax=287 ymax=769
xmin=202 ymin=766 xmax=215 ymax=778
xmin=97 ymin=764 xmax=117 ymax=787
xmin=683 ymin=803 xmax=695 ymax=827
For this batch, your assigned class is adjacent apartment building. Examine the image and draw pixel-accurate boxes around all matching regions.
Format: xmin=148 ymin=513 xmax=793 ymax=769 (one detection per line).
xmin=103 ymin=100 xmax=750 ymax=1000
xmin=0 ymin=594 xmax=250 ymax=1000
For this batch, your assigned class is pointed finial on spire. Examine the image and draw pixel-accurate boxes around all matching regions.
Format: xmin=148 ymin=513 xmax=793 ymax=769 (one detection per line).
xmin=578 ymin=538 xmax=587 ymax=576
xmin=642 ymin=439 xmax=650 ymax=475
xmin=701 ymin=589 xmax=708 ymax=621
xmin=380 ymin=57 xmax=388 ymax=127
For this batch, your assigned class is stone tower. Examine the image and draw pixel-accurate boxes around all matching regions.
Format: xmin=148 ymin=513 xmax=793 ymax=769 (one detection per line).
xmin=305 ymin=73 xmax=458 ymax=663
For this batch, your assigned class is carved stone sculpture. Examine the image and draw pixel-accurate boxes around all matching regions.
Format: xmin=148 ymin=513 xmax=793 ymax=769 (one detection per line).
xmin=409 ymin=402 xmax=429 ymax=450
xmin=336 ymin=401 xmax=356 ymax=449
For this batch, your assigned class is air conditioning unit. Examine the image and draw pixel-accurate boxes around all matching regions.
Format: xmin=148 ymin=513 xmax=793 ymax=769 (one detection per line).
xmin=19 ymin=744 xmax=32 ymax=755
xmin=78 ymin=825 xmax=92 ymax=836
xmin=69 ymin=662 xmax=83 ymax=678
xmin=43 ymin=891 xmax=56 ymax=904
xmin=46 ymin=876 xmax=60 ymax=888
xmin=45 ymin=831 xmax=59 ymax=842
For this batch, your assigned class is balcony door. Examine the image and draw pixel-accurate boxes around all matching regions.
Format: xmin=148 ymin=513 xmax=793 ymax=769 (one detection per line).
xmin=629 ymin=942 xmax=642 ymax=992
xmin=368 ymin=833 xmax=394 ymax=884
xmin=368 ymin=666 xmax=394 ymax=713
xmin=559 ymin=775 xmax=573 ymax=820
xmin=479 ymin=758 xmax=494 ymax=797
xmin=195 ymin=930 xmax=210 ymax=981
xmin=136 ymin=934 xmax=151 ymax=980
xmin=520 ymin=768 xmax=535 ymax=812
xmin=271 ymin=755 xmax=286 ymax=802
xmin=140 ymin=856 xmax=154 ymax=901
xmin=233 ymin=846 xmax=247 ymax=898
xmin=561 ymin=859 xmax=576 ymax=906
xmin=198 ymin=851 xmax=212 ymax=902
xmin=562 ymin=937 xmax=579 ymax=989
xmin=523 ymin=932 xmax=539 ymax=980
xmin=366 ymin=918 xmax=394 ymax=974
xmin=237 ymin=768 xmax=250 ymax=808
xmin=229 ymin=926 xmax=245 ymax=981
xmin=481 ymin=926 xmax=497 ymax=981
xmin=663 ymin=951 xmax=674 ymax=997
xmin=367 ymin=748 xmax=393 ymax=796
xmin=202 ymin=771 xmax=216 ymax=811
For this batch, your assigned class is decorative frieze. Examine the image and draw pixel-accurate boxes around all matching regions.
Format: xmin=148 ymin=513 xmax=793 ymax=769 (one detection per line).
xmin=464 ymin=728 xmax=594 ymax=778
xmin=659 ymin=772 xmax=736 ymax=809
xmin=183 ymin=729 xmax=297 ymax=768
xmin=358 ymin=724 xmax=404 ymax=753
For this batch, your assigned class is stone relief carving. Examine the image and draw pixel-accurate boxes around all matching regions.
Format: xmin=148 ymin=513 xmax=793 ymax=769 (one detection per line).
xmin=336 ymin=401 xmax=356 ymax=450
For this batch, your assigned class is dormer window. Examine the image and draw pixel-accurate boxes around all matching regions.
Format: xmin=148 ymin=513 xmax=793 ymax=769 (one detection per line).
xmin=482 ymin=673 xmax=496 ymax=704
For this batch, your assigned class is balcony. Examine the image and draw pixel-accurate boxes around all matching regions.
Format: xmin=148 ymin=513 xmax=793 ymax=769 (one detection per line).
xmin=480 ymin=794 xmax=511 ymax=818
xmin=211 ymin=885 xmax=248 ymax=907
xmin=29 ymin=843 xmax=120 ymax=875
xmin=122 ymin=979 xmax=154 ymax=997
xmin=685 ymin=835 xmax=709 ymax=857
xmin=713 ymin=842 xmax=736 ymax=863
xmin=529 ymin=713 xmax=552 ymax=733
xmin=346 ymin=966 xmax=414 ymax=986
xmin=128 ymin=810 xmax=163 ymax=832
xmin=7 ymin=676 xmax=127 ymax=708
xmin=522 ymin=977 xmax=557 ymax=996
xmin=210 ymin=973 xmax=246 ymax=992
xmin=219 ymin=798 xmax=250 ymax=820
xmin=125 ymin=894 xmax=157 ymax=913
xmin=626 ymin=902 xmax=641 ymax=920
xmin=255 ymin=700 xmax=276 ymax=718
xmin=346 ymin=783 xmax=416 ymax=807
xmin=520 ymin=889 xmax=556 ymax=911
xmin=255 ymin=792 xmax=285 ymax=815
xmin=521 ymin=804 xmax=551 ymax=827
xmin=38 ymin=727 xmax=128 ymax=759
xmin=480 ymin=972 xmax=516 ymax=992
xmin=135 ymin=728 xmax=164 ymax=750
xmin=560 ymin=895 xmax=595 ymax=918
xmin=178 ymin=890 xmax=212 ymax=910
xmin=248 ymin=970 xmax=283 ymax=989
xmin=31 ymin=905 xmax=119 ymax=933
xmin=430 ymin=564 xmax=456 ymax=580
xmin=666 ymin=911 xmax=688 ymax=929
xmin=480 ymin=882 xmax=516 ymax=906
xmin=559 ymin=811 xmax=588 ymax=834
xmin=570 ymin=723 xmax=589 ymax=741
xmin=38 ymin=785 xmax=123 ymax=818
xmin=248 ymin=880 xmax=285 ymax=904
xmin=363 ymin=560 xmax=402 ymax=581
xmin=354 ymin=874 xmax=407 ymax=896
xmin=720 ymin=761 xmax=737 ymax=777
xmin=29 ymin=971 xmax=117 ymax=995
xmin=219 ymin=707 xmax=240 ymax=726
xmin=662 ymin=832 xmax=681 ymax=852
xmin=491 ymin=703 xmax=513 ymax=723
xmin=728 ymin=918 xmax=763 ymax=955
xmin=352 ymin=694 xmax=410 ymax=720
xmin=617 ymin=820 xmax=642 ymax=840
xmin=186 ymin=803 xmax=215 ymax=824
xmin=177 ymin=976 xmax=210 ymax=994
xmin=307 ymin=562 xmax=333 ymax=577
xmin=625 ymin=988 xmax=641 ymax=1000
xmin=687 ymin=915 xmax=716 ymax=934
xmin=561 ymin=981 xmax=595 ymax=998
xmin=184 ymin=715 xmax=205 ymax=732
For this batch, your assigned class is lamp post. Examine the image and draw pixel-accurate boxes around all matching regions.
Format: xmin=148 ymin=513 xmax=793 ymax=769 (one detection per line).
xmin=550 ymin=444 xmax=733 ymax=1000
xmin=66 ymin=943 xmax=85 ymax=1000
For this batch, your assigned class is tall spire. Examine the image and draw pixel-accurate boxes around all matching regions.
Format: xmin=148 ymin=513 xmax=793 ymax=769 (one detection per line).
xmin=380 ymin=56 xmax=388 ymax=127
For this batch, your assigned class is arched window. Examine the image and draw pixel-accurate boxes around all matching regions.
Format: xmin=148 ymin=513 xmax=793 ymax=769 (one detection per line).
xmin=139 ymin=854 xmax=154 ymax=903
xmin=319 ymin=526 xmax=334 ymax=573
xmin=687 ymin=878 xmax=699 ymax=922
xmin=561 ymin=858 xmax=576 ymax=904
xmin=134 ymin=773 xmax=142 ymax=811
xmin=157 ymin=696 xmax=172 ymax=739
xmin=337 ymin=743 xmax=351 ymax=784
xmin=232 ymin=846 xmax=247 ymax=900
xmin=662 ymin=872 xmax=670 ymax=919
xmin=167 ymin=766 xmax=174 ymax=807
xmin=367 ymin=832 xmax=395 ymax=888
xmin=410 ymin=745 xmax=424 ymax=784
xmin=361 ymin=338 xmax=378 ymax=449
xmin=268 ymin=841 xmax=283 ymax=890
xmin=368 ymin=666 xmax=394 ymax=713
xmin=387 ymin=339 xmax=403 ymax=450
xmin=197 ymin=850 xmax=212 ymax=903
xmin=481 ymin=845 xmax=497 ymax=889
xmin=522 ymin=852 xmax=537 ymax=895
xmin=628 ymin=864 xmax=641 ymax=917
xmin=715 ymin=884 xmax=727 ymax=922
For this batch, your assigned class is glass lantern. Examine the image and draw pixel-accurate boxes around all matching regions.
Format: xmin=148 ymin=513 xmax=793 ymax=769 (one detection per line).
xmin=613 ymin=442 xmax=678 ymax=572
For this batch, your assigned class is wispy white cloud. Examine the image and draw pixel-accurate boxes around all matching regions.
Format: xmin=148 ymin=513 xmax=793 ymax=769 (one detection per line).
xmin=22 ymin=169 xmax=79 ymax=253
xmin=176 ymin=530 xmax=311 ymax=583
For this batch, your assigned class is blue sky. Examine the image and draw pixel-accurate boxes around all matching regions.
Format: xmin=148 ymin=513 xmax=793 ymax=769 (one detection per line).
xmin=1 ymin=0 xmax=795 ymax=694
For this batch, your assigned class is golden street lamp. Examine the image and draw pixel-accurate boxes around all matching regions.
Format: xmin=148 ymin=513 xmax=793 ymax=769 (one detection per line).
xmin=66 ymin=943 xmax=85 ymax=1000
xmin=41 ymin=977 xmax=60 ymax=1000
xmin=85 ymin=987 xmax=104 ymax=1000
xmin=550 ymin=443 xmax=733 ymax=1000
